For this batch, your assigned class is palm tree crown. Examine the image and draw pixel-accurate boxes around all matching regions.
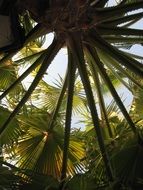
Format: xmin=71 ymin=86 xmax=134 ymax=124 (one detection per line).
xmin=0 ymin=0 xmax=143 ymax=189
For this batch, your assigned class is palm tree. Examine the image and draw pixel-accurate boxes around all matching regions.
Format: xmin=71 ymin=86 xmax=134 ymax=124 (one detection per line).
xmin=0 ymin=0 xmax=143 ymax=189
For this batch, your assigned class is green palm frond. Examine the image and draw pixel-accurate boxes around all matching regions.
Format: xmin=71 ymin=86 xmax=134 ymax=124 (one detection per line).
xmin=0 ymin=106 xmax=21 ymax=146
xmin=0 ymin=64 xmax=17 ymax=91
xmin=82 ymin=98 xmax=121 ymax=138
xmin=10 ymin=110 xmax=85 ymax=179
xmin=111 ymin=135 xmax=143 ymax=189
xmin=32 ymin=75 xmax=86 ymax=116
xmin=31 ymin=79 xmax=62 ymax=111
xmin=129 ymin=76 xmax=143 ymax=123
xmin=0 ymin=164 xmax=21 ymax=189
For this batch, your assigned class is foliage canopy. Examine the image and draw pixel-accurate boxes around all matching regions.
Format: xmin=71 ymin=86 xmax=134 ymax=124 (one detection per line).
xmin=0 ymin=0 xmax=143 ymax=189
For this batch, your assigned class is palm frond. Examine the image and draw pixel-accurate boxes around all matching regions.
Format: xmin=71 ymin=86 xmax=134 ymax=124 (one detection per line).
xmin=10 ymin=110 xmax=85 ymax=179
xmin=0 ymin=37 xmax=63 ymax=136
